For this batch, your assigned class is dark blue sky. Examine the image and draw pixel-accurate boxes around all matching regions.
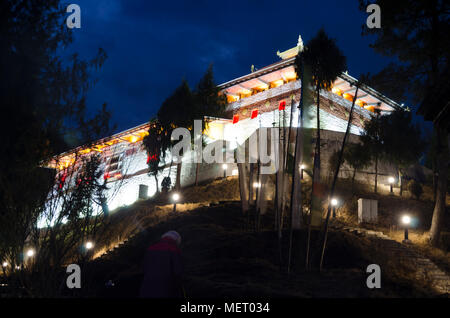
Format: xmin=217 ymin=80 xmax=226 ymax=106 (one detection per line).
xmin=68 ymin=0 xmax=413 ymax=134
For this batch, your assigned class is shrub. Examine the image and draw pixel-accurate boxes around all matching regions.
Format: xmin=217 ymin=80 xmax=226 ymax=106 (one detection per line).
xmin=408 ymin=180 xmax=423 ymax=200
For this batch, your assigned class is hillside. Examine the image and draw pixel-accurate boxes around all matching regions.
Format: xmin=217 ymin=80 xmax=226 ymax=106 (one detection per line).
xmin=82 ymin=203 xmax=442 ymax=298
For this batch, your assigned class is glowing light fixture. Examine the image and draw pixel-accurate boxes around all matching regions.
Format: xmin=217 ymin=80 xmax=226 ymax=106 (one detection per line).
xmin=129 ymin=135 xmax=139 ymax=143
xmin=331 ymin=197 xmax=340 ymax=218
xmin=172 ymin=192 xmax=180 ymax=212
xmin=253 ymin=182 xmax=261 ymax=188
xmin=401 ymin=215 xmax=412 ymax=243
xmin=300 ymin=164 xmax=305 ymax=179
xmin=332 ymin=87 xmax=343 ymax=96
xmin=331 ymin=198 xmax=338 ymax=206
xmin=402 ymin=215 xmax=411 ymax=225
xmin=272 ymin=79 xmax=284 ymax=87
xmin=388 ymin=177 xmax=395 ymax=193
xmin=26 ymin=249 xmax=35 ymax=257
xmin=2 ymin=262 xmax=7 ymax=268
xmin=222 ymin=164 xmax=227 ymax=178
xmin=85 ymin=241 xmax=94 ymax=250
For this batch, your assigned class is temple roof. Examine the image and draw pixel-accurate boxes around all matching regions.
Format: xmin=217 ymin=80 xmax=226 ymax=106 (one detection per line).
xmin=219 ymin=39 xmax=406 ymax=114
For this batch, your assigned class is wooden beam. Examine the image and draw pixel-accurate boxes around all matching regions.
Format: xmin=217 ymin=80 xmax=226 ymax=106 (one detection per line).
xmin=332 ymin=80 xmax=347 ymax=88
xmin=256 ymin=78 xmax=269 ymax=86
xmin=342 ymin=87 xmax=357 ymax=94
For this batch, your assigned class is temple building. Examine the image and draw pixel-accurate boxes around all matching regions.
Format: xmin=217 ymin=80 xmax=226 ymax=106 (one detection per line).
xmin=46 ymin=37 xmax=405 ymax=221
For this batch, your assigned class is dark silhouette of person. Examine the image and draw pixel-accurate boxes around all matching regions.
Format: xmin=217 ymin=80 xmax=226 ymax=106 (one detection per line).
xmin=139 ymin=231 xmax=183 ymax=298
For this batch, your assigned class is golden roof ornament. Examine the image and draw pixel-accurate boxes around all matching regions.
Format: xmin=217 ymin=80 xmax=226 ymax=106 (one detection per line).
xmin=277 ymin=34 xmax=304 ymax=59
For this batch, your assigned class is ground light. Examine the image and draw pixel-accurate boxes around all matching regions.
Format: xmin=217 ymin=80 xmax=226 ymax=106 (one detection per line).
xmin=300 ymin=164 xmax=306 ymax=179
xmin=401 ymin=215 xmax=411 ymax=243
xmin=331 ymin=198 xmax=338 ymax=218
xmin=388 ymin=176 xmax=395 ymax=193
xmin=222 ymin=164 xmax=227 ymax=178
xmin=26 ymin=249 xmax=35 ymax=258
xmin=172 ymin=192 xmax=180 ymax=212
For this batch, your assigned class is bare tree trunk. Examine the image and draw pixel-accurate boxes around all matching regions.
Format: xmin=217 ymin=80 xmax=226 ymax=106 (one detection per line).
xmin=176 ymin=162 xmax=182 ymax=190
xmin=248 ymin=163 xmax=254 ymax=207
xmin=352 ymin=168 xmax=356 ymax=192
xmin=237 ymin=163 xmax=249 ymax=214
xmin=315 ymin=87 xmax=321 ymax=180
xmin=433 ymin=169 xmax=438 ymax=202
xmin=319 ymin=85 xmax=359 ymax=271
xmin=429 ymin=127 xmax=449 ymax=246
xmin=194 ymin=162 xmax=200 ymax=186
xmin=374 ymin=154 xmax=378 ymax=194
xmin=290 ymin=96 xmax=303 ymax=230
xmin=288 ymin=96 xmax=304 ymax=274
xmin=399 ymin=170 xmax=403 ymax=196
xmin=154 ymin=174 xmax=159 ymax=193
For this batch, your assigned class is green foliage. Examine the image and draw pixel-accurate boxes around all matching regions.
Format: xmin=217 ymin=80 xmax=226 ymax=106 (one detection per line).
xmin=380 ymin=110 xmax=425 ymax=169
xmin=408 ymin=180 xmax=423 ymax=200
xmin=0 ymin=0 xmax=114 ymax=296
xmin=344 ymin=143 xmax=371 ymax=172
xmin=361 ymin=109 xmax=424 ymax=174
xmin=158 ymin=79 xmax=195 ymax=131
xmin=359 ymin=0 xmax=449 ymax=116
xmin=144 ymin=66 xmax=227 ymax=175
xmin=193 ymin=64 xmax=228 ymax=119
xmin=299 ymin=28 xmax=347 ymax=91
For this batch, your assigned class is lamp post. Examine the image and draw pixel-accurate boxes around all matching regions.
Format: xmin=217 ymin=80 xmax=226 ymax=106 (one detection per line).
xmin=222 ymin=164 xmax=227 ymax=178
xmin=388 ymin=177 xmax=395 ymax=194
xmin=331 ymin=198 xmax=338 ymax=218
xmin=172 ymin=192 xmax=180 ymax=212
xmin=300 ymin=164 xmax=305 ymax=180
xmin=401 ymin=215 xmax=411 ymax=243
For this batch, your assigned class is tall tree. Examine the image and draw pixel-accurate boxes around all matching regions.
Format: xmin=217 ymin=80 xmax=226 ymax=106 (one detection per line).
xmin=143 ymin=119 xmax=168 ymax=194
xmin=359 ymin=0 xmax=449 ymax=246
xmin=302 ymin=29 xmax=347 ymax=183
xmin=297 ymin=30 xmax=346 ymax=270
xmin=157 ymin=80 xmax=195 ymax=190
xmin=360 ymin=110 xmax=383 ymax=193
xmin=301 ymin=29 xmax=347 ymax=228
xmin=380 ymin=109 xmax=425 ymax=195
xmin=0 ymin=0 xmax=114 ymax=296
xmin=193 ymin=65 xmax=228 ymax=185
xmin=319 ymin=79 xmax=360 ymax=271
xmin=343 ymin=143 xmax=371 ymax=192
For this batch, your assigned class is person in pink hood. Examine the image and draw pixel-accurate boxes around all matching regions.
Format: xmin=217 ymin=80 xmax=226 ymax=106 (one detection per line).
xmin=139 ymin=231 xmax=183 ymax=298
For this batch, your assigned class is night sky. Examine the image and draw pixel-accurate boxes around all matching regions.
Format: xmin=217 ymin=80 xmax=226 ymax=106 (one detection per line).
xmin=68 ymin=0 xmax=422 ymax=135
